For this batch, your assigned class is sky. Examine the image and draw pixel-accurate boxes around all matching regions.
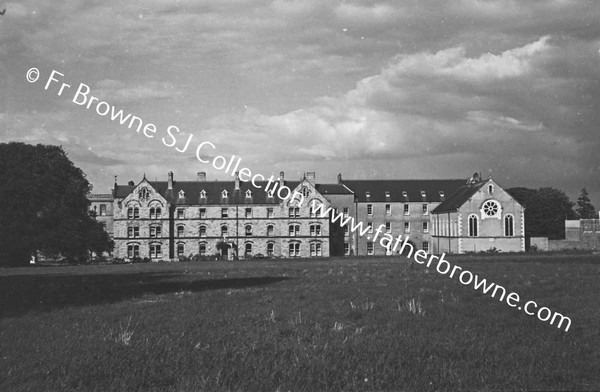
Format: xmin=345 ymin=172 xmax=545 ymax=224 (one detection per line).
xmin=1 ymin=0 xmax=599 ymax=208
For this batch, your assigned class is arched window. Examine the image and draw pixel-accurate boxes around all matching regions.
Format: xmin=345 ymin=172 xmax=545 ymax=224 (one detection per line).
xmin=310 ymin=224 xmax=321 ymax=236
xmin=245 ymin=243 xmax=252 ymax=255
xmin=177 ymin=243 xmax=185 ymax=257
xmin=289 ymin=242 xmax=300 ymax=257
xmin=289 ymin=224 xmax=300 ymax=236
xmin=468 ymin=215 xmax=478 ymax=237
xmin=133 ymin=207 xmax=139 ymax=219
xmin=199 ymin=243 xmax=207 ymax=256
xmin=155 ymin=207 xmax=161 ymax=219
xmin=504 ymin=215 xmax=514 ymax=237
xmin=267 ymin=242 xmax=274 ymax=256
xmin=127 ymin=244 xmax=139 ymax=258
xmin=221 ymin=226 xmax=228 ymax=237
xmin=488 ymin=184 xmax=494 ymax=194
xmin=267 ymin=224 xmax=274 ymax=237
xmin=177 ymin=225 xmax=184 ymax=237
xmin=199 ymin=226 xmax=206 ymax=237
xmin=127 ymin=207 xmax=133 ymax=219
xmin=149 ymin=207 xmax=155 ymax=219
xmin=245 ymin=225 xmax=252 ymax=236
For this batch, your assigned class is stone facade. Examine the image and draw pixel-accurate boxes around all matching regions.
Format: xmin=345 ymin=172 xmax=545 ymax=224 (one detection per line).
xmin=431 ymin=176 xmax=525 ymax=254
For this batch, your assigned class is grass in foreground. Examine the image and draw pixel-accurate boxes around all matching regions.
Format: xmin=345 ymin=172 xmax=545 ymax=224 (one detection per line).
xmin=1 ymin=254 xmax=600 ymax=391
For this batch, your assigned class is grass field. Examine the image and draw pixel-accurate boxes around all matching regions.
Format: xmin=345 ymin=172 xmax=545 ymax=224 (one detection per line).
xmin=1 ymin=253 xmax=600 ymax=391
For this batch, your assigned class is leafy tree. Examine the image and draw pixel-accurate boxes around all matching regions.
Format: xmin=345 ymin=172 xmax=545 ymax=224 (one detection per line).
xmin=507 ymin=187 xmax=577 ymax=240
xmin=0 ymin=142 xmax=113 ymax=266
xmin=576 ymin=187 xmax=597 ymax=219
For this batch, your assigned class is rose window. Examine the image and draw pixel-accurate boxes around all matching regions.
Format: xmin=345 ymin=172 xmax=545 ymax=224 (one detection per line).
xmin=482 ymin=200 xmax=499 ymax=216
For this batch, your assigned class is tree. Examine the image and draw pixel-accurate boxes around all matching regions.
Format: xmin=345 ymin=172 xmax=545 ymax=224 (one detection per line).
xmin=576 ymin=187 xmax=597 ymax=219
xmin=507 ymin=187 xmax=577 ymax=240
xmin=0 ymin=142 xmax=113 ymax=266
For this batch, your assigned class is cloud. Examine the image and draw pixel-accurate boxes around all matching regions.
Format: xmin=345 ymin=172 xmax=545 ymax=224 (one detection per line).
xmin=94 ymin=80 xmax=180 ymax=104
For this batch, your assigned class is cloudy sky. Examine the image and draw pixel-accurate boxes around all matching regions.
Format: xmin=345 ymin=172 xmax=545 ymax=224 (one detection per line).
xmin=1 ymin=0 xmax=599 ymax=206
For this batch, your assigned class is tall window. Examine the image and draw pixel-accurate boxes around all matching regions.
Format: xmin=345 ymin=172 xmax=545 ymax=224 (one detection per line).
xmin=386 ymin=222 xmax=391 ymax=233
xmin=344 ymin=226 xmax=349 ymax=236
xmin=199 ymin=226 xmax=206 ymax=237
xmin=150 ymin=226 xmax=162 ymax=238
xmin=127 ymin=244 xmax=139 ymax=258
xmin=245 ymin=225 xmax=253 ymax=236
xmin=310 ymin=224 xmax=321 ymax=236
xmin=177 ymin=209 xmax=185 ymax=219
xmin=468 ymin=215 xmax=478 ymax=237
xmin=310 ymin=242 xmax=322 ymax=257
xmin=367 ymin=204 xmax=373 ymax=216
xmin=404 ymin=204 xmax=409 ymax=215
xmin=404 ymin=222 xmax=410 ymax=233
xmin=155 ymin=207 xmax=161 ymax=219
xmin=504 ymin=215 xmax=514 ymax=237
xmin=177 ymin=244 xmax=185 ymax=257
xmin=128 ymin=226 xmax=139 ymax=238
xmin=288 ymin=224 xmax=300 ymax=236
xmin=149 ymin=244 xmax=161 ymax=258
xmin=149 ymin=207 xmax=155 ymax=219
xmin=199 ymin=208 xmax=206 ymax=218
xmin=343 ymin=207 xmax=349 ymax=218
xmin=385 ymin=204 xmax=391 ymax=215
xmin=199 ymin=243 xmax=206 ymax=256
xmin=245 ymin=243 xmax=252 ymax=255
xmin=422 ymin=241 xmax=429 ymax=252
xmin=367 ymin=242 xmax=374 ymax=255
xmin=99 ymin=204 xmax=106 ymax=216
xmin=289 ymin=207 xmax=300 ymax=218
xmin=221 ymin=208 xmax=228 ymax=218
xmin=344 ymin=242 xmax=350 ymax=255
xmin=245 ymin=208 xmax=252 ymax=218
xmin=267 ymin=225 xmax=274 ymax=237
xmin=267 ymin=243 xmax=274 ymax=256
xmin=422 ymin=221 xmax=429 ymax=233
xmin=177 ymin=226 xmax=184 ymax=237
xmin=221 ymin=226 xmax=228 ymax=237
xmin=422 ymin=204 xmax=428 ymax=215
xmin=367 ymin=222 xmax=373 ymax=233
xmin=134 ymin=207 xmax=139 ymax=218
xmin=288 ymin=243 xmax=300 ymax=257
xmin=267 ymin=208 xmax=274 ymax=218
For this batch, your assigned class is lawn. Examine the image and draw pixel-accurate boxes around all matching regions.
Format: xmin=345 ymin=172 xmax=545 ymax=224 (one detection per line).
xmin=1 ymin=254 xmax=599 ymax=391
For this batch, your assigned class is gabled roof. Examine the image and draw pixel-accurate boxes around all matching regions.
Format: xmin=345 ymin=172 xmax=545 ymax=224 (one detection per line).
xmin=340 ymin=179 xmax=466 ymax=203
xmin=431 ymin=180 xmax=488 ymax=213
xmin=113 ymin=180 xmax=350 ymax=205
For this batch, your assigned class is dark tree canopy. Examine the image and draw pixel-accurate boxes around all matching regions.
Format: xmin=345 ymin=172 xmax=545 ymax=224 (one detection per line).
xmin=507 ymin=187 xmax=577 ymax=240
xmin=0 ymin=142 xmax=113 ymax=266
xmin=576 ymin=187 xmax=597 ymax=219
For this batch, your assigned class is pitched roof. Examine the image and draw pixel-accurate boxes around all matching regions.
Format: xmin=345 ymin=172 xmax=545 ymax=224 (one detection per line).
xmin=340 ymin=179 xmax=466 ymax=203
xmin=113 ymin=180 xmax=351 ymax=205
xmin=431 ymin=180 xmax=488 ymax=213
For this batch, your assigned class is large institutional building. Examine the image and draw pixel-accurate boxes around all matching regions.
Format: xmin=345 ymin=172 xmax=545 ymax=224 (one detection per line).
xmin=88 ymin=171 xmax=525 ymax=260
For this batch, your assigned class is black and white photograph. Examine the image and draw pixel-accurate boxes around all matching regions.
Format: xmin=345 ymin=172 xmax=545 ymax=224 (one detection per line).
xmin=1 ymin=1 xmax=599 ymax=390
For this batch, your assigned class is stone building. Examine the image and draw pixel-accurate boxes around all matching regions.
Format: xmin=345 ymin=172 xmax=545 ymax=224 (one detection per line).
xmin=110 ymin=171 xmax=352 ymax=260
xmin=88 ymin=193 xmax=114 ymax=236
xmin=90 ymin=171 xmax=525 ymax=260
xmin=430 ymin=174 xmax=525 ymax=253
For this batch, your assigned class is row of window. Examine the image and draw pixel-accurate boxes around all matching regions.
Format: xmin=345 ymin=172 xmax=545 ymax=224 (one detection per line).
xmin=126 ymin=241 xmax=322 ymax=259
xmin=364 ymin=190 xmax=441 ymax=200
xmin=343 ymin=241 xmax=430 ymax=256
xmin=467 ymin=214 xmax=515 ymax=237
xmin=92 ymin=204 xmax=108 ymax=216
xmin=127 ymin=224 xmax=323 ymax=238
xmin=362 ymin=221 xmax=428 ymax=235
xmin=365 ymin=203 xmax=429 ymax=216
xmin=126 ymin=207 xmax=314 ymax=220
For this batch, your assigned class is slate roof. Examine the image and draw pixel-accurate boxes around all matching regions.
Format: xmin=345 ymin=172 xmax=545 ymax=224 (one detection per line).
xmin=431 ymin=180 xmax=488 ymax=213
xmin=113 ymin=180 xmax=352 ymax=205
xmin=340 ymin=179 xmax=466 ymax=203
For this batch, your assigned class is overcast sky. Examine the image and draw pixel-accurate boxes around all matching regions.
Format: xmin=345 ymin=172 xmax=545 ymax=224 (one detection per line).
xmin=1 ymin=0 xmax=599 ymax=206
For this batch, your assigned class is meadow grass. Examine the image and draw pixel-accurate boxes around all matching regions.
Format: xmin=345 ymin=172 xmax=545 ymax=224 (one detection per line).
xmin=1 ymin=254 xmax=600 ymax=391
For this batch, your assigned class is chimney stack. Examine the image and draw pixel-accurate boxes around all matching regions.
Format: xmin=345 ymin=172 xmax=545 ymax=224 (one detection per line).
xmin=128 ymin=180 xmax=134 ymax=186
xmin=305 ymin=171 xmax=316 ymax=184
xmin=168 ymin=171 xmax=173 ymax=190
xmin=279 ymin=171 xmax=285 ymax=187
xmin=235 ymin=171 xmax=240 ymax=190
xmin=197 ymin=171 xmax=206 ymax=182
xmin=337 ymin=173 xmax=343 ymax=184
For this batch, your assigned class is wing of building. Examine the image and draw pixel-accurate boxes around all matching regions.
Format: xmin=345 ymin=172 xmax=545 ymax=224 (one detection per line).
xmin=88 ymin=171 xmax=525 ymax=260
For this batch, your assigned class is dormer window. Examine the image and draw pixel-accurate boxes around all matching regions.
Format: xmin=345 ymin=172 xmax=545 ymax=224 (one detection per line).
xmin=439 ymin=191 xmax=445 ymax=199
xmin=245 ymin=189 xmax=252 ymax=198
xmin=222 ymin=190 xmax=228 ymax=198
xmin=200 ymin=190 xmax=206 ymax=199
xmin=365 ymin=191 xmax=371 ymax=199
xmin=267 ymin=189 xmax=274 ymax=198
xmin=420 ymin=191 xmax=426 ymax=199
xmin=402 ymin=191 xmax=408 ymax=200
xmin=385 ymin=191 xmax=390 ymax=199
xmin=178 ymin=190 xmax=185 ymax=199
